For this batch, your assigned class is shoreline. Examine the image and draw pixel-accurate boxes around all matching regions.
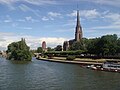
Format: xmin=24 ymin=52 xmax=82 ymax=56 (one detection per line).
xmin=36 ymin=57 xmax=104 ymax=66
xmin=36 ymin=57 xmax=120 ymax=73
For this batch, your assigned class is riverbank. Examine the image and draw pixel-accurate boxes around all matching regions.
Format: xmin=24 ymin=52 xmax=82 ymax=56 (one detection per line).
xmin=37 ymin=57 xmax=120 ymax=73
xmin=37 ymin=57 xmax=106 ymax=66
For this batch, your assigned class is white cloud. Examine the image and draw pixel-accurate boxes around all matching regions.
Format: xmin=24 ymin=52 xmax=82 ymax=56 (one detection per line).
xmin=48 ymin=12 xmax=61 ymax=17
xmin=91 ymin=25 xmax=120 ymax=30
xmin=0 ymin=0 xmax=16 ymax=4
xmin=19 ymin=4 xmax=31 ymax=12
xmin=4 ymin=20 xmax=11 ymax=23
xmin=19 ymin=4 xmax=41 ymax=17
xmin=82 ymin=0 xmax=120 ymax=7
xmin=41 ymin=12 xmax=62 ymax=21
xmin=25 ymin=16 xmax=39 ymax=23
xmin=68 ymin=9 xmax=100 ymax=19
xmin=81 ymin=9 xmax=100 ymax=18
xmin=104 ymin=13 xmax=120 ymax=25
xmin=0 ymin=32 xmax=14 ymax=36
xmin=0 ymin=32 xmax=68 ymax=50
xmin=17 ymin=19 xmax=26 ymax=22
xmin=23 ymin=0 xmax=57 ymax=5
xmin=25 ymin=16 xmax=32 ymax=21
xmin=3 ymin=15 xmax=12 ymax=23
xmin=0 ymin=0 xmax=57 ymax=5
xmin=22 ymin=27 xmax=33 ymax=30
xmin=104 ymin=13 xmax=120 ymax=21
xmin=42 ymin=16 xmax=49 ymax=21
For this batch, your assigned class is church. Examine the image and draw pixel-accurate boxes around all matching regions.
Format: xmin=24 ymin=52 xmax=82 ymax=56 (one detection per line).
xmin=63 ymin=10 xmax=83 ymax=51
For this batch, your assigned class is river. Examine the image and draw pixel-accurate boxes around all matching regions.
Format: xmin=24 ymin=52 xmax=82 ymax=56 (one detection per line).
xmin=0 ymin=57 xmax=120 ymax=90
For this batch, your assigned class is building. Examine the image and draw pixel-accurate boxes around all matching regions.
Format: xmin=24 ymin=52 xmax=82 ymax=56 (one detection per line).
xmin=63 ymin=41 xmax=69 ymax=51
xmin=75 ymin=10 xmax=83 ymax=42
xmin=42 ymin=41 xmax=47 ymax=52
xmin=63 ymin=10 xmax=83 ymax=51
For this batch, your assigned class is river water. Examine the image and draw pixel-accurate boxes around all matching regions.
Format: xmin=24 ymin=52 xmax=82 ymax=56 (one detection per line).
xmin=0 ymin=57 xmax=120 ymax=90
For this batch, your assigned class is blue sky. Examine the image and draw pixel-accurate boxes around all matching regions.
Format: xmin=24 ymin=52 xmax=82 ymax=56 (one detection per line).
xmin=0 ymin=0 xmax=120 ymax=50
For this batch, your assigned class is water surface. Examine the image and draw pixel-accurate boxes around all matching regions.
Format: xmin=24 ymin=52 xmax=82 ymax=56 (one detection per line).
xmin=0 ymin=57 xmax=120 ymax=90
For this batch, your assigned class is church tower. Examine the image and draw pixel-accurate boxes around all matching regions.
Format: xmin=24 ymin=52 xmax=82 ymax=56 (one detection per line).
xmin=75 ymin=10 xmax=82 ymax=42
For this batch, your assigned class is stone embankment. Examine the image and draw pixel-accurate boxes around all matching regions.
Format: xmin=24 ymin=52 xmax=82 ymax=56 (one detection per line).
xmin=37 ymin=57 xmax=106 ymax=66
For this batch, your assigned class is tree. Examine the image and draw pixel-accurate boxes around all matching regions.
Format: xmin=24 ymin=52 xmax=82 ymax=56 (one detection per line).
xmin=37 ymin=47 xmax=43 ymax=53
xmin=55 ymin=45 xmax=62 ymax=51
xmin=87 ymin=34 xmax=118 ymax=56
xmin=70 ymin=41 xmax=85 ymax=51
xmin=47 ymin=47 xmax=54 ymax=51
xmin=6 ymin=38 xmax=32 ymax=61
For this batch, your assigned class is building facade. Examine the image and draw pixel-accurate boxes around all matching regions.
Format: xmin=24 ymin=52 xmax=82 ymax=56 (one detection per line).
xmin=63 ymin=10 xmax=83 ymax=51
xmin=42 ymin=41 xmax=47 ymax=52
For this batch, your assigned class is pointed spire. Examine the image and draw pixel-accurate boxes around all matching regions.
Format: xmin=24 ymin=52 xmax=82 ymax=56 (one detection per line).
xmin=75 ymin=10 xmax=83 ymax=42
xmin=76 ymin=10 xmax=80 ymax=27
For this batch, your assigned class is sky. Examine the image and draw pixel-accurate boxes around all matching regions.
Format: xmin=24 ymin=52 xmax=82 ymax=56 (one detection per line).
xmin=0 ymin=0 xmax=120 ymax=50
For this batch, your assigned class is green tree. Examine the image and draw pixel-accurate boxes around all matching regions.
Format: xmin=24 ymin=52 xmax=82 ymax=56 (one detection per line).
xmin=7 ymin=38 xmax=32 ymax=61
xmin=87 ymin=34 xmax=118 ymax=56
xmin=37 ymin=47 xmax=43 ymax=53
xmin=47 ymin=47 xmax=54 ymax=51
xmin=55 ymin=45 xmax=62 ymax=51
xmin=70 ymin=41 xmax=85 ymax=51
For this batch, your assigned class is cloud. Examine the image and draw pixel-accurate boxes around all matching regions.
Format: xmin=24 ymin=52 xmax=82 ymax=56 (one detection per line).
xmin=0 ymin=0 xmax=57 ymax=5
xmin=0 ymin=32 xmax=14 ymax=36
xmin=16 ymin=19 xmax=25 ymax=22
xmin=19 ymin=4 xmax=41 ymax=17
xmin=91 ymin=25 xmax=120 ymax=30
xmin=19 ymin=4 xmax=31 ymax=12
xmin=42 ymin=16 xmax=49 ymax=21
xmin=0 ymin=32 xmax=68 ymax=50
xmin=41 ymin=12 xmax=62 ymax=21
xmin=4 ymin=20 xmax=12 ymax=23
xmin=22 ymin=27 xmax=33 ymax=30
xmin=68 ymin=9 xmax=100 ymax=19
xmin=104 ymin=13 xmax=120 ymax=21
xmin=23 ymin=0 xmax=57 ymax=5
xmin=48 ymin=12 xmax=61 ymax=17
xmin=82 ymin=0 xmax=120 ymax=7
xmin=0 ymin=0 xmax=58 ymax=11
xmin=25 ymin=16 xmax=32 ymax=21
xmin=104 ymin=13 xmax=120 ymax=25
xmin=3 ymin=15 xmax=12 ymax=23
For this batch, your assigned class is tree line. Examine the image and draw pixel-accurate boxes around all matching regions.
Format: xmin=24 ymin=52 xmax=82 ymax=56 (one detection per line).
xmin=40 ymin=34 xmax=120 ymax=58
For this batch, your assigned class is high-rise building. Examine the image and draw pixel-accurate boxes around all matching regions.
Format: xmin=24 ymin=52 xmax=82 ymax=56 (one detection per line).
xmin=42 ymin=41 xmax=47 ymax=51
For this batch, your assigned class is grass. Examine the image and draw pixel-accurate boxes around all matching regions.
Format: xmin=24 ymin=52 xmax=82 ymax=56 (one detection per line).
xmin=52 ymin=57 xmax=106 ymax=63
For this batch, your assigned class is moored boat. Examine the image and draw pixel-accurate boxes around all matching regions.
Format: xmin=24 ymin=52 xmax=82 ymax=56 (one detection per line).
xmin=102 ymin=60 xmax=120 ymax=72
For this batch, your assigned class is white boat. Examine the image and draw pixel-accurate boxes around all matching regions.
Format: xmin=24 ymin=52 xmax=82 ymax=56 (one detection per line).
xmin=103 ymin=60 xmax=120 ymax=72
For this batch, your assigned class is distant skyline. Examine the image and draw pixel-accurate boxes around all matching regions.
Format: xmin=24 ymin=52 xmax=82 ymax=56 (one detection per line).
xmin=0 ymin=0 xmax=120 ymax=50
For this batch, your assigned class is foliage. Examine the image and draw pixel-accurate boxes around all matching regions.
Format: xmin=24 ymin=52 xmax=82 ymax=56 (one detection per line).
xmin=7 ymin=38 xmax=32 ymax=61
xmin=37 ymin=47 xmax=43 ymax=53
xmin=45 ymin=50 xmax=85 ymax=57
xmin=86 ymin=34 xmax=120 ymax=56
xmin=47 ymin=47 xmax=54 ymax=51
xmin=66 ymin=56 xmax=76 ymax=60
xmin=55 ymin=45 xmax=62 ymax=51
xmin=30 ymin=49 xmax=37 ymax=56
xmin=70 ymin=41 xmax=85 ymax=51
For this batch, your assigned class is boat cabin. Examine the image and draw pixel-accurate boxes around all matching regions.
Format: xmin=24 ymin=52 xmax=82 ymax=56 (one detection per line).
xmin=103 ymin=60 xmax=120 ymax=70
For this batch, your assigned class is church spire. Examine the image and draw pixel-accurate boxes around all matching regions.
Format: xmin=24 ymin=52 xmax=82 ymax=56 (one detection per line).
xmin=77 ymin=10 xmax=80 ymax=27
xmin=75 ymin=10 xmax=83 ymax=42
